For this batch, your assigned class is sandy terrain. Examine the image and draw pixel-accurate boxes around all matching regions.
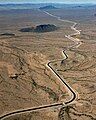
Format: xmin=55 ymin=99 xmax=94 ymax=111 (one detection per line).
xmin=0 ymin=6 xmax=96 ymax=120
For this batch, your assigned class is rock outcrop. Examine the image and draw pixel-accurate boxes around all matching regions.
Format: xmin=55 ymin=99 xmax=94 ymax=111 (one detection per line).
xmin=20 ymin=24 xmax=58 ymax=33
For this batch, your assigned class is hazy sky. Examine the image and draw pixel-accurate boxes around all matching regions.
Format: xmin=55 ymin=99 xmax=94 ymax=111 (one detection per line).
xmin=0 ymin=0 xmax=96 ymax=4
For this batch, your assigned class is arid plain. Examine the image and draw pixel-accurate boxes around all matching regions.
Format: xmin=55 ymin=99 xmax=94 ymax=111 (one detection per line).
xmin=0 ymin=5 xmax=96 ymax=120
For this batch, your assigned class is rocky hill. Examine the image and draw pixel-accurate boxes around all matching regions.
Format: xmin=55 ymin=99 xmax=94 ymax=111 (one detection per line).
xmin=1 ymin=33 xmax=15 ymax=36
xmin=20 ymin=24 xmax=58 ymax=33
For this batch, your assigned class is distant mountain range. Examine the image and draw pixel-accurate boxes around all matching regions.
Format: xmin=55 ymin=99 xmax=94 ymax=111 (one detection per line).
xmin=0 ymin=3 xmax=95 ymax=10
xmin=39 ymin=5 xmax=57 ymax=10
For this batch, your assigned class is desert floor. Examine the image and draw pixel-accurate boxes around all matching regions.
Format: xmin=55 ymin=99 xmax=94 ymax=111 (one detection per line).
xmin=0 ymin=8 xmax=96 ymax=120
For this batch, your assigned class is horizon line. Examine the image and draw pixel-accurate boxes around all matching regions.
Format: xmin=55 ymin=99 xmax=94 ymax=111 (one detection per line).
xmin=0 ymin=2 xmax=96 ymax=5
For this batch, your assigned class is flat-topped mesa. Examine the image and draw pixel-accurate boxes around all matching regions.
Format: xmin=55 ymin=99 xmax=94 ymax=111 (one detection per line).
xmin=39 ymin=5 xmax=58 ymax=10
xmin=19 ymin=24 xmax=58 ymax=33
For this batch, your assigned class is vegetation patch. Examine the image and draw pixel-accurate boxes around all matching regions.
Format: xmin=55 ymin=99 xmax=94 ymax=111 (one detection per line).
xmin=31 ymin=79 xmax=59 ymax=101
